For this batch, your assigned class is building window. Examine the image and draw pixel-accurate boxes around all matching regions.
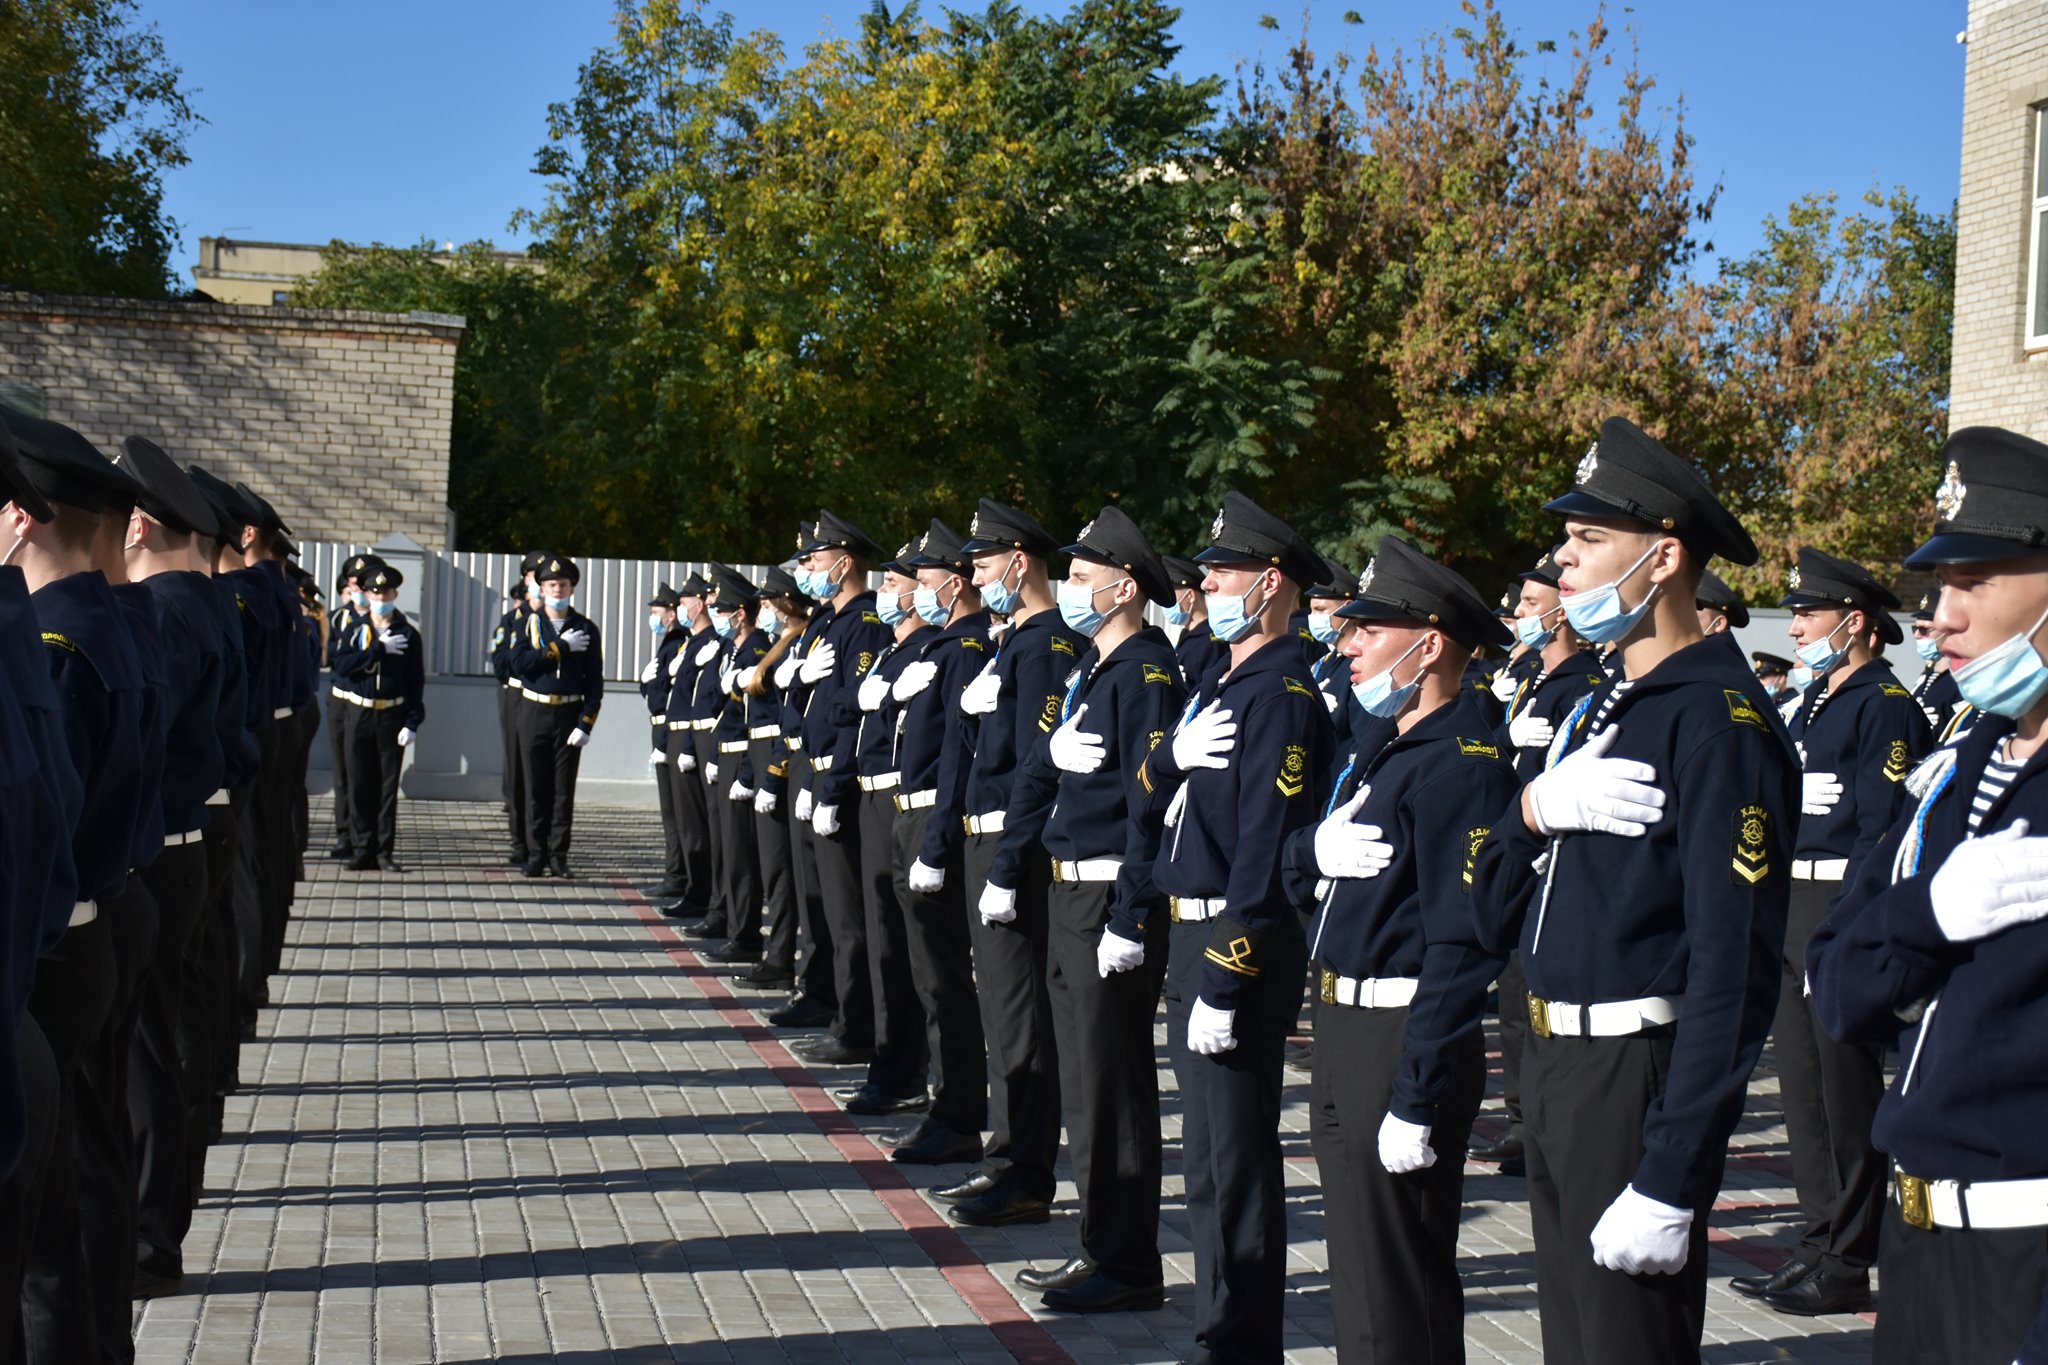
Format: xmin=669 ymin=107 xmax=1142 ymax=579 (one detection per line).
xmin=272 ymin=289 xmax=291 ymax=306
xmin=2031 ymin=106 xmax=2048 ymax=349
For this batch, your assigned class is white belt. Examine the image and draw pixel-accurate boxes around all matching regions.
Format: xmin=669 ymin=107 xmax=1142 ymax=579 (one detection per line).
xmin=812 ymin=756 xmax=835 ymax=773
xmin=163 ymin=829 xmax=204 ymax=848
xmin=331 ymin=688 xmax=364 ymax=705
xmin=859 ymin=773 xmax=901 ymax=792
xmin=206 ymin=789 xmax=230 ymax=807
xmin=69 ymin=900 xmax=97 ymax=928
xmin=895 ymin=788 xmax=937 ymax=812
xmin=520 ymin=688 xmax=578 ymax=706
xmin=748 ymin=724 xmax=779 ymax=739
xmin=1896 ymin=1166 xmax=2048 ymax=1231
xmin=1527 ymin=994 xmax=1679 ymax=1039
xmin=1321 ymin=973 xmax=1419 ymax=1009
xmin=1052 ymin=858 xmax=1122 ymax=883
xmin=1170 ymin=896 xmax=1226 ymax=922
xmin=963 ymin=811 xmax=1006 ymax=836
xmin=1793 ymin=858 xmax=1849 ymax=881
xmin=688 ymin=717 xmax=716 ymax=731
xmin=502 ymin=678 xmax=521 ymax=691
xmin=341 ymin=691 xmax=398 ymax=711
xmin=667 ymin=719 xmax=687 ymax=731
xmin=718 ymin=740 xmax=749 ymax=754
xmin=649 ymin=715 xmax=664 ymax=727
xmin=272 ymin=705 xmax=294 ymax=719
xmin=787 ymin=735 xmax=805 ymax=752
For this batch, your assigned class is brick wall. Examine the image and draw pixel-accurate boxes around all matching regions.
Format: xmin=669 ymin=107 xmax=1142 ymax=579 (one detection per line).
xmin=1951 ymin=0 xmax=2048 ymax=434
xmin=0 ymin=290 xmax=463 ymax=549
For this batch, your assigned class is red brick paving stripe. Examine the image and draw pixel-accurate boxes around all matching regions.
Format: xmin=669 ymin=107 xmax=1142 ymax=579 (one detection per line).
xmin=609 ymin=879 xmax=1072 ymax=1365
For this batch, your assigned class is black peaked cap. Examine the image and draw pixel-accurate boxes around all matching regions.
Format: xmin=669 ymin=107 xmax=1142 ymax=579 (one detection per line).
xmin=901 ymin=518 xmax=969 ymax=576
xmin=1335 ymin=534 xmax=1512 ymax=650
xmin=880 ymin=536 xmax=917 ymax=576
xmin=1697 ymin=568 xmax=1751 ymax=629
xmin=535 ymin=553 xmax=579 ymax=584
xmin=1906 ymin=426 xmax=2048 ymax=567
xmin=520 ymin=548 xmax=553 ymax=576
xmin=1162 ymin=555 xmax=1203 ymax=591
xmin=1753 ymin=651 xmax=1794 ymax=674
xmin=342 ymin=552 xmax=386 ymax=581
xmin=1912 ymin=593 xmax=1934 ymax=621
xmin=677 ymin=571 xmax=710 ymax=597
xmin=116 ymin=437 xmax=216 ymax=536
xmin=362 ymin=563 xmax=403 ymax=591
xmin=962 ymin=498 xmax=1058 ymax=559
xmin=1 ymin=407 xmax=144 ymax=514
xmin=186 ymin=465 xmax=262 ymax=533
xmin=0 ymin=413 xmax=53 ymax=523
xmin=1195 ymin=491 xmax=1324 ymax=586
xmin=801 ymin=510 xmax=882 ymax=560
xmin=1543 ymin=416 xmax=1758 ymax=566
xmin=1307 ymin=555 xmax=1359 ymax=600
xmin=1063 ymin=505 xmax=1172 ymax=607
xmin=648 ymin=581 xmax=680 ymax=609
xmin=233 ymin=480 xmax=291 ymax=535
xmin=760 ymin=565 xmax=804 ymax=600
xmin=709 ymin=562 xmax=760 ymax=608
xmin=1779 ymin=547 xmax=1903 ymax=644
xmin=1516 ymin=546 xmax=1565 ymax=588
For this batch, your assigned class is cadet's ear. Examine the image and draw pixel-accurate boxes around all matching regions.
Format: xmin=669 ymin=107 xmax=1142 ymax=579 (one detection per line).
xmin=1644 ymin=535 xmax=1687 ymax=585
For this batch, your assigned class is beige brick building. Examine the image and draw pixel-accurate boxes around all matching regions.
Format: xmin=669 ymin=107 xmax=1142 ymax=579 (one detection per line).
xmin=1951 ymin=0 xmax=2048 ymax=432
xmin=0 ymin=291 xmax=461 ymax=548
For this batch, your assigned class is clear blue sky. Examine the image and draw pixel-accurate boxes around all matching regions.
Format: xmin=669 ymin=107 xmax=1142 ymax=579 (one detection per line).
xmin=148 ymin=0 xmax=1967 ymax=283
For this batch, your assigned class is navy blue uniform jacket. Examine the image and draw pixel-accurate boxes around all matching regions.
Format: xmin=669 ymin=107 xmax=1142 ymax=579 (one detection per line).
xmin=510 ymin=609 xmax=603 ymax=731
xmin=1787 ymin=661 xmax=1930 ymax=873
xmin=961 ymin=609 xmax=1078 ymax=821
xmin=330 ymin=609 xmax=427 ymax=729
xmin=895 ymin=611 xmax=993 ymax=866
xmin=142 ymin=572 xmax=226 ymax=838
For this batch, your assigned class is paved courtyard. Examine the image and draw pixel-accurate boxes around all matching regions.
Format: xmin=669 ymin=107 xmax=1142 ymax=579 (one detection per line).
xmin=134 ymin=799 xmax=1878 ymax=1363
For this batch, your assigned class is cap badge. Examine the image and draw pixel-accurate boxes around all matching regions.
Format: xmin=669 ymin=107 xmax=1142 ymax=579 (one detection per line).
xmin=1499 ymin=590 xmax=1511 ymax=610
xmin=1357 ymin=559 xmax=1376 ymax=597
xmin=1210 ymin=507 xmax=1227 ymax=541
xmin=1935 ymin=460 xmax=1967 ymax=522
xmin=1788 ymin=565 xmax=1802 ymax=592
xmin=919 ymin=530 xmax=933 ymax=552
xmin=795 ymin=530 xmax=805 ymax=551
xmin=548 ymin=559 xmax=561 ymax=573
xmin=1576 ymin=442 xmax=1599 ymax=485
xmin=969 ymin=513 xmax=984 ymax=537
xmin=1078 ymin=517 xmax=1097 ymax=542
xmin=1919 ymin=594 xmax=1930 ymax=611
xmin=896 ymin=541 xmax=913 ymax=560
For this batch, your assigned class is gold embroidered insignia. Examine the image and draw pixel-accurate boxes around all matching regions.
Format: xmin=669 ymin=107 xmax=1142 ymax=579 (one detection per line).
xmin=1725 ymin=690 xmax=1766 ymax=729
xmin=1276 ymin=743 xmax=1308 ymax=798
xmin=1142 ymin=663 xmax=1172 ymax=685
xmin=40 ymin=631 xmax=75 ymax=652
xmin=1204 ymin=936 xmax=1260 ymax=976
xmin=1732 ymin=805 xmax=1771 ymax=885
xmin=1463 ymin=827 xmax=1490 ymax=885
xmin=1883 ymin=739 xmax=1909 ymax=783
xmin=1456 ymin=737 xmax=1500 ymax=759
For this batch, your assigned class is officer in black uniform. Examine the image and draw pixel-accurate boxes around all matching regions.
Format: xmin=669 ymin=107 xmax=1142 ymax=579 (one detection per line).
xmin=880 ymin=519 xmax=993 ymax=1163
xmin=492 ymin=550 xmax=546 ymax=865
xmin=1808 ymin=424 xmax=2048 ymax=1364
xmin=1288 ymin=536 xmax=1519 ymax=1362
xmin=1468 ymin=417 xmax=1798 ymax=1365
xmin=330 ymin=562 xmax=425 ymax=872
xmin=736 ymin=565 xmax=808 ymax=989
xmin=948 ymin=500 xmax=1076 ymax=1226
xmin=640 ymin=581 xmax=689 ymax=899
xmin=705 ymin=564 xmax=773 ymax=963
xmin=1167 ymin=553 xmax=1226 ymax=689
xmin=1132 ymin=491 xmax=1333 ymax=1364
xmin=327 ymin=552 xmax=379 ymax=858
xmin=659 ymin=571 xmax=716 ymax=919
xmin=989 ymin=505 xmax=1184 ymax=1311
xmin=509 ymin=556 xmax=602 ymax=876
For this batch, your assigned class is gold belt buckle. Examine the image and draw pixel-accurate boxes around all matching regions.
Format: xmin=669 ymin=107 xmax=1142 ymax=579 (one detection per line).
xmin=1169 ymin=897 xmax=1187 ymax=923
xmin=1895 ymin=1170 xmax=1933 ymax=1230
xmin=1320 ymin=970 xmax=1337 ymax=1006
xmin=1527 ymin=994 xmax=1553 ymax=1039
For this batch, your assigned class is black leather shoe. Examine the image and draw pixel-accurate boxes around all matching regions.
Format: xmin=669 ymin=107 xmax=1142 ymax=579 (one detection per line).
xmin=948 ymin=1186 xmax=1051 ymax=1227
xmin=1284 ymin=1040 xmax=1315 ymax=1072
xmin=796 ymin=1037 xmax=874 ymax=1066
xmin=705 ymin=941 xmax=761 ymax=965
xmin=648 ymin=880 xmax=688 ymax=899
xmin=327 ymin=844 xmax=352 ymax=861
xmin=891 ymin=1128 xmax=983 ymax=1166
xmin=1041 ymin=1271 xmax=1165 ymax=1314
xmin=1016 ymin=1257 xmax=1095 ymax=1292
xmin=658 ymin=898 xmax=708 ymax=920
xmin=1468 ymin=1130 xmax=1525 ymax=1163
xmin=1760 ymin=1268 xmax=1873 ymax=1317
xmin=508 ymin=848 xmax=529 ymax=867
xmin=731 ymin=964 xmax=795 ymax=990
xmin=347 ymin=851 xmax=376 ymax=871
xmin=378 ymin=855 xmax=403 ymax=874
xmin=842 ymin=1087 xmax=929 ymax=1116
xmin=766 ymin=997 xmax=834 ymax=1028
xmin=932 ymin=1170 xmax=1000 ymax=1203
xmin=549 ymin=856 xmax=571 ymax=878
xmin=684 ymin=919 xmax=729 ymax=941
xmin=1730 ymin=1255 xmax=1818 ymax=1300
xmin=131 ymin=1263 xmax=184 ymax=1300
xmin=521 ymin=859 xmax=546 ymax=878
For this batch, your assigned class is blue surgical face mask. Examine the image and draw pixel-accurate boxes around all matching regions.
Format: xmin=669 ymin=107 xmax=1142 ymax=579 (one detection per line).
xmin=806 ymin=557 xmax=846 ymax=601
xmin=369 ymin=598 xmax=395 ymax=617
xmin=1795 ymin=616 xmax=1854 ymax=675
xmin=912 ymin=583 xmax=954 ymax=628
xmin=1514 ymin=611 xmax=1556 ymax=650
xmin=1307 ymin=612 xmax=1340 ymax=645
xmin=1057 ymin=577 xmax=1125 ymax=639
xmin=1350 ymin=636 xmax=1427 ymax=719
xmin=1951 ymin=602 xmax=2048 ymax=719
xmin=1788 ymin=665 xmax=1815 ymax=691
xmin=712 ymin=610 xmax=738 ymax=640
xmin=349 ymin=590 xmax=367 ymax=609
xmin=544 ymin=592 xmax=573 ymax=613
xmin=980 ymin=555 xmax=1023 ymax=616
xmin=1206 ymin=577 xmax=1272 ymax=644
xmin=877 ymin=589 xmax=909 ymax=627
xmin=1561 ymin=545 xmax=1660 ymax=645
xmin=1913 ymin=635 xmax=1942 ymax=663
xmin=757 ymin=605 xmax=781 ymax=637
xmin=648 ymin=612 xmax=666 ymax=637
xmin=1165 ymin=601 xmax=1191 ymax=627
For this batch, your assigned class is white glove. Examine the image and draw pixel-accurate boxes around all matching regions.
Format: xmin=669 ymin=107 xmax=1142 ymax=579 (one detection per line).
xmin=693 ymin=637 xmax=721 ymax=666
xmin=798 ymin=642 xmax=838 ymax=684
xmin=677 ymin=751 xmax=697 ymax=773
xmin=774 ymin=653 xmax=801 ymax=689
xmin=979 ymin=883 xmax=1016 ymax=925
xmin=669 ymin=650 xmax=686 ymax=678
xmin=738 ymin=666 xmax=758 ymax=690
xmin=1921 ymin=703 xmax=1939 ymax=729
xmin=728 ymin=778 xmax=754 ymax=801
xmin=857 ymin=671 xmax=891 ymax=712
xmin=1097 ymin=928 xmax=1145 ymax=978
xmin=1187 ymin=999 xmax=1236 ymax=1055
xmin=1930 ymin=820 xmax=2048 ymax=943
xmin=908 ymin=858 xmax=945 ymax=893
xmin=718 ymin=666 xmax=739 ymax=694
xmin=795 ymin=789 xmax=814 ymax=821
xmin=1321 ymin=686 xmax=1339 ymax=714
xmin=893 ymin=659 xmax=938 ymax=702
xmin=639 ymin=656 xmax=659 ymax=683
xmin=705 ymin=762 xmax=720 ymax=786
xmin=397 ymin=726 xmax=415 ymax=748
xmin=648 ymin=748 xmax=666 ymax=767
xmin=1377 ymin=1113 xmax=1436 ymax=1174
xmin=1172 ymin=701 xmax=1237 ymax=771
xmin=379 ymin=630 xmax=410 ymax=656
xmin=1314 ymin=784 xmax=1393 ymax=879
xmin=1525 ymin=727 xmax=1666 ymax=838
xmin=566 ymin=727 xmax=590 ymax=749
xmin=1508 ymin=711 xmax=1555 ymax=750
xmin=1048 ymin=703 xmax=1107 ymax=774
xmin=959 ymin=663 xmax=1002 ymax=715
xmin=1589 ymin=1184 xmax=1694 ymax=1275
xmin=753 ymin=789 xmax=778 ymax=815
xmin=1489 ymin=671 xmax=1519 ymax=703
xmin=811 ymin=802 xmax=839 ymax=838
xmin=1801 ymin=771 xmax=1844 ymax=816
xmin=559 ymin=627 xmax=590 ymax=654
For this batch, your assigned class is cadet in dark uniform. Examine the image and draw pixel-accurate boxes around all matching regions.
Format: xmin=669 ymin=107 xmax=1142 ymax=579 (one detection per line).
xmin=492 ymin=550 xmax=547 ymax=865
xmin=735 ymin=566 xmax=808 ymax=989
xmin=989 ymin=506 xmax=1184 ymax=1311
xmin=768 ymin=531 xmax=843 ymax=1029
xmin=1131 ymin=492 xmax=1333 ymax=1364
xmin=1468 ymin=417 xmax=1798 ymax=1365
xmin=1288 ymin=536 xmax=1519 ymax=1362
xmin=659 ymin=571 xmax=716 ymax=918
xmin=509 ymin=556 xmax=602 ymax=876
xmin=327 ymin=552 xmax=379 ymax=858
xmin=880 ymin=520 xmax=993 ymax=1163
xmin=706 ymin=565 xmax=773 ymax=963
xmin=949 ymin=500 xmax=1076 ymax=1226
xmin=641 ymin=582 xmax=689 ymax=899
xmin=1807 ymin=425 xmax=2048 ymax=1365
xmin=330 ymin=562 xmax=425 ymax=872
xmin=1753 ymin=650 xmax=1797 ymax=709
xmin=1167 ymin=553 xmax=1226 ymax=690
xmin=1908 ymin=593 xmax=1972 ymax=742
xmin=680 ymin=580 xmax=735 ymax=939
xmin=1695 ymin=568 xmax=1748 ymax=638
xmin=1305 ymin=556 xmax=1368 ymax=766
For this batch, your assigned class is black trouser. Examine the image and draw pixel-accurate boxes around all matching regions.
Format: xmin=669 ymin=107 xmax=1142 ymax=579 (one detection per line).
xmin=1047 ymin=879 xmax=1167 ymax=1286
xmin=1166 ymin=914 xmax=1306 ymax=1365
xmin=254 ymin=718 xmax=293 ymax=981
xmin=814 ymin=778 xmax=872 ymax=1047
xmin=719 ymin=757 xmax=763 ymax=949
xmin=498 ymin=683 xmax=526 ymax=858
xmin=964 ymin=832 xmax=1058 ymax=1200
xmin=1873 ymin=1201 xmax=2048 ymax=1365
xmin=859 ymin=788 xmax=925 ymax=1096
xmin=893 ymin=807 xmax=984 ymax=1137
xmin=1523 ymin=1029 xmax=1713 ymax=1365
xmin=343 ymin=703 xmax=405 ymax=859
xmin=651 ymin=720 xmax=686 ymax=887
xmin=232 ymin=784 xmax=266 ymax=1028
xmin=789 ymin=756 xmax=834 ymax=1008
xmin=194 ymin=798 xmax=244 ymax=1140
xmin=666 ymin=724 xmax=713 ymax=910
xmin=17 ymin=913 xmax=118 ymax=1364
xmin=754 ymin=738 xmax=798 ymax=973
xmin=1494 ymin=953 xmax=1528 ymax=1136
xmin=133 ymin=840 xmax=207 ymax=1276
xmin=293 ymin=695 xmax=319 ymax=861
xmin=1776 ymin=877 xmax=1886 ymax=1273
xmin=515 ymin=699 xmax=584 ymax=859
xmin=327 ymin=688 xmax=352 ymax=849
xmin=1312 ymin=1001 xmax=1484 ymax=1364
xmin=83 ymin=874 xmax=160 ymax=1360
xmin=693 ymin=731 xmax=730 ymax=926
xmin=0 ymin=1019 xmax=56 ymax=1362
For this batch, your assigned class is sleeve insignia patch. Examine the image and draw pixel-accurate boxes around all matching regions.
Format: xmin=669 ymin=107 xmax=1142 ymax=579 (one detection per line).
xmin=1463 ymin=826 xmax=1490 ymax=885
xmin=1883 ymin=738 xmax=1909 ymax=783
xmin=1724 ymin=689 xmax=1766 ymax=729
xmin=1456 ymin=737 xmax=1500 ymax=759
xmin=1880 ymin=683 xmax=1911 ymax=698
xmin=1037 ymin=695 xmax=1059 ymax=733
xmin=1146 ymin=729 xmax=1165 ymax=753
xmin=40 ymin=631 xmax=76 ymax=652
xmin=855 ymin=650 xmax=875 ymax=676
xmin=1204 ymin=936 xmax=1261 ymax=977
xmin=1276 ymin=743 xmax=1308 ymax=798
xmin=1142 ymin=663 xmax=1172 ymax=685
xmin=1050 ymin=637 xmax=1077 ymax=656
xmin=1282 ymin=676 xmax=1314 ymax=698
xmin=1732 ymin=805 xmax=1771 ymax=885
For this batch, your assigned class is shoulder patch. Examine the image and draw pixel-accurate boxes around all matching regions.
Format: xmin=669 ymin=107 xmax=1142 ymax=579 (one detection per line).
xmin=861 ymin=611 xmax=882 ymax=625
xmin=1883 ymin=738 xmax=1909 ymax=783
xmin=960 ymin=636 xmax=986 ymax=652
xmin=1456 ymin=737 xmax=1500 ymax=759
xmin=1050 ymin=637 xmax=1077 ymax=656
xmin=1880 ymin=683 xmax=1911 ymax=699
xmin=1142 ymin=663 xmax=1172 ymax=686
xmin=1724 ymin=689 xmax=1767 ymax=730
xmin=1732 ymin=805 xmax=1771 ymax=885
xmin=40 ymin=631 xmax=76 ymax=652
xmin=1276 ymin=743 xmax=1308 ymax=797
xmin=1282 ymin=676 xmax=1313 ymax=698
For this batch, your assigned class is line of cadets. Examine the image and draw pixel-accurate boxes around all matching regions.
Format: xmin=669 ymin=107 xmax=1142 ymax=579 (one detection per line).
xmin=493 ymin=417 xmax=2037 ymax=1365
xmin=0 ymin=408 xmax=327 ymax=1362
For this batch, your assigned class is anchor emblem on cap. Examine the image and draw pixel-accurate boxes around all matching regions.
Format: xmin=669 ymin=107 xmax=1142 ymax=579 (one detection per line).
xmin=1210 ymin=507 xmax=1226 ymax=541
xmin=1357 ymin=560 xmax=1376 ymax=596
xmin=1788 ymin=565 xmax=1802 ymax=592
xmin=1934 ymin=461 xmax=1967 ymax=521
xmin=1078 ymin=518 xmax=1097 ymax=542
xmin=969 ymin=513 xmax=984 ymax=538
xmin=1576 ymin=442 xmax=1599 ymax=485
